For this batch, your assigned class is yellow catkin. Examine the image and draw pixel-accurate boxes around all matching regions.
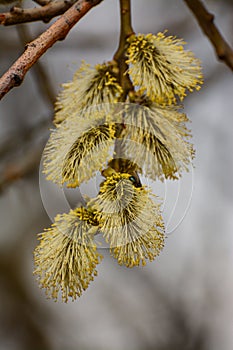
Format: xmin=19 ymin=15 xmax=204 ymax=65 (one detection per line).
xmin=54 ymin=61 xmax=123 ymax=125
xmin=121 ymin=102 xmax=194 ymax=180
xmin=89 ymin=173 xmax=165 ymax=267
xmin=62 ymin=123 xmax=117 ymax=187
xmin=127 ymin=32 xmax=203 ymax=105
xmin=43 ymin=105 xmax=122 ymax=187
xmin=34 ymin=207 xmax=102 ymax=302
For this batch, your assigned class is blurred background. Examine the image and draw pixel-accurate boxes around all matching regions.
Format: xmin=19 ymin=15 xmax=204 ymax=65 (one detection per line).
xmin=0 ymin=0 xmax=233 ymax=349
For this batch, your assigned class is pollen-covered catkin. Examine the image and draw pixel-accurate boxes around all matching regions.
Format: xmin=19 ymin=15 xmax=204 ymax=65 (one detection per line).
xmin=89 ymin=173 xmax=165 ymax=267
xmin=34 ymin=207 xmax=102 ymax=302
xmin=54 ymin=62 xmax=123 ymax=125
xmin=121 ymin=102 xmax=194 ymax=180
xmin=126 ymin=32 xmax=203 ymax=104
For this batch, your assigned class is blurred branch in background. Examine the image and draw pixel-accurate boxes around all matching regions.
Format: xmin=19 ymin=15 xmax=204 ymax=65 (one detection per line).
xmin=0 ymin=118 xmax=50 ymax=193
xmin=16 ymin=23 xmax=56 ymax=106
xmin=0 ymin=119 xmax=49 ymax=161
xmin=0 ymin=251 xmax=52 ymax=350
xmin=184 ymin=0 xmax=233 ymax=71
xmin=0 ymin=0 xmax=103 ymax=100
xmin=0 ymin=0 xmax=76 ymax=25
xmin=0 ymin=20 xmax=55 ymax=193
xmin=0 ymin=143 xmax=43 ymax=193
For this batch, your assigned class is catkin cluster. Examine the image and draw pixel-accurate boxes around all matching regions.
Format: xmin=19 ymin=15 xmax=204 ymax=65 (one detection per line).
xmin=34 ymin=32 xmax=202 ymax=302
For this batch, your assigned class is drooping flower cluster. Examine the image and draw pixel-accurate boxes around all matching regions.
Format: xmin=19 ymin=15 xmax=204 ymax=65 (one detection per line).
xmin=34 ymin=31 xmax=202 ymax=302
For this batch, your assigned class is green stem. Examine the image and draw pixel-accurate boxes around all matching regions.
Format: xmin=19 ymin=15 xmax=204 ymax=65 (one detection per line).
xmin=112 ymin=0 xmax=135 ymax=170
xmin=104 ymin=1 xmax=141 ymax=181
xmin=114 ymin=0 xmax=134 ymax=100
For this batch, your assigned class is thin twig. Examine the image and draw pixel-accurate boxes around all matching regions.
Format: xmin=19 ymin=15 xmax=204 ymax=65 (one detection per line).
xmin=0 ymin=0 xmax=75 ymax=25
xmin=184 ymin=0 xmax=233 ymax=71
xmin=0 ymin=0 xmax=103 ymax=100
xmin=114 ymin=0 xmax=134 ymax=99
xmin=112 ymin=0 xmax=134 ymax=170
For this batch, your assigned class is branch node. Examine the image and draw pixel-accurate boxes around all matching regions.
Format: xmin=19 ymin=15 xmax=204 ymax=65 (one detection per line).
xmin=75 ymin=3 xmax=81 ymax=12
xmin=43 ymin=17 xmax=51 ymax=23
xmin=13 ymin=73 xmax=22 ymax=85
xmin=10 ymin=6 xmax=23 ymax=14
xmin=28 ymin=42 xmax=36 ymax=48
xmin=218 ymin=51 xmax=226 ymax=60
xmin=207 ymin=12 xmax=214 ymax=23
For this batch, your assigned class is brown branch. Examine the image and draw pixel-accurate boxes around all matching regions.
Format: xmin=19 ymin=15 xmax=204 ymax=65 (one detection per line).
xmin=0 ymin=118 xmax=51 ymax=193
xmin=0 ymin=0 xmax=103 ymax=100
xmin=184 ymin=0 xmax=233 ymax=71
xmin=0 ymin=118 xmax=50 ymax=160
xmin=0 ymin=146 xmax=43 ymax=193
xmin=0 ymin=0 xmax=75 ymax=26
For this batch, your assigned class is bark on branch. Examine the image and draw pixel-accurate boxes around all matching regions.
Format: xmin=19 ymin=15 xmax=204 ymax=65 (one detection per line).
xmin=0 ymin=0 xmax=103 ymax=100
xmin=184 ymin=0 xmax=233 ymax=71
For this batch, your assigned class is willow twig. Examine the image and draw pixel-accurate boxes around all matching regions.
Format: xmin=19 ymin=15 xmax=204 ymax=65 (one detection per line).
xmin=0 ymin=0 xmax=103 ymax=100
xmin=0 ymin=0 xmax=75 ymax=25
xmin=114 ymin=0 xmax=134 ymax=99
xmin=112 ymin=0 xmax=134 ymax=170
xmin=184 ymin=0 xmax=233 ymax=71
xmin=33 ymin=0 xmax=51 ymax=6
